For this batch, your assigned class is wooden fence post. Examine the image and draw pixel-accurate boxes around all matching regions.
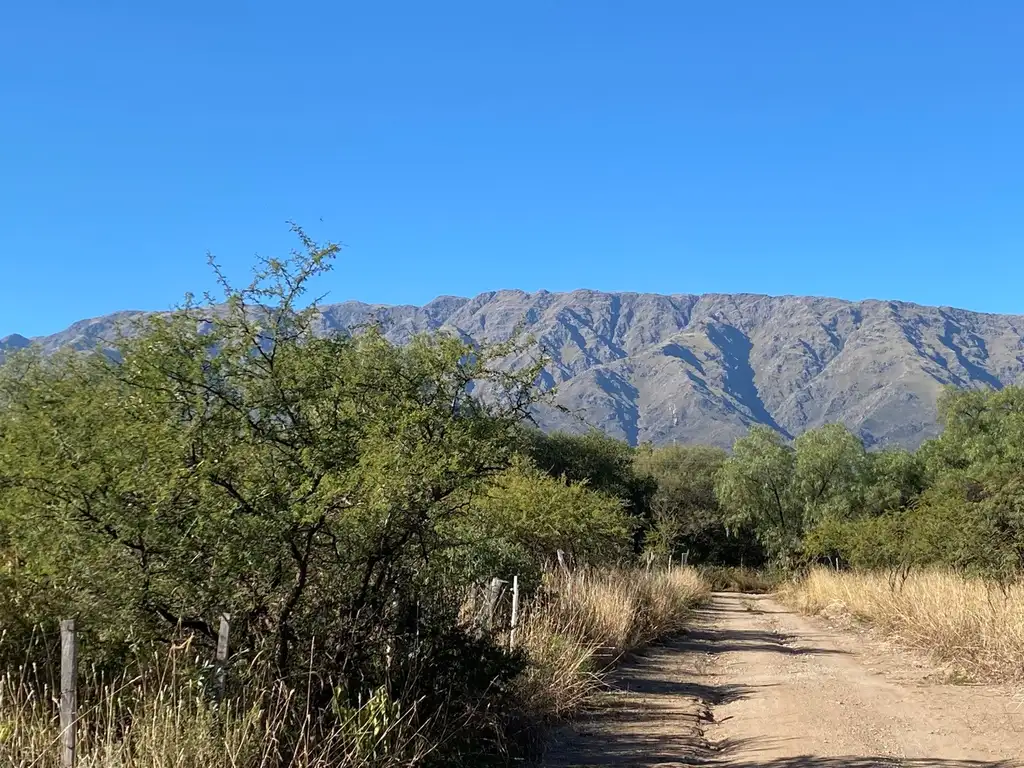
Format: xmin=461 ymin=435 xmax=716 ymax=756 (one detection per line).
xmin=508 ymin=575 xmax=520 ymax=650
xmin=483 ymin=578 xmax=504 ymax=632
xmin=60 ymin=619 xmax=77 ymax=768
xmin=215 ymin=614 xmax=230 ymax=702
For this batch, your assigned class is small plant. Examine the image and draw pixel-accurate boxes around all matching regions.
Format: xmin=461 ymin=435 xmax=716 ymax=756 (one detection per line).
xmin=332 ymin=686 xmax=409 ymax=762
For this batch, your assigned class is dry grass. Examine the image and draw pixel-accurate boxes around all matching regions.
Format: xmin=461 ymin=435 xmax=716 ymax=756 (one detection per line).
xmin=0 ymin=675 xmax=427 ymax=768
xmin=780 ymin=568 xmax=1024 ymax=682
xmin=0 ymin=644 xmax=427 ymax=768
xmin=515 ymin=566 xmax=710 ymax=720
xmin=0 ymin=567 xmax=709 ymax=765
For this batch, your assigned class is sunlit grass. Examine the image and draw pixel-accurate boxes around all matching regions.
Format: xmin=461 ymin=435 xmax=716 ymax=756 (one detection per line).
xmin=780 ymin=568 xmax=1024 ymax=682
xmin=516 ymin=566 xmax=710 ymax=720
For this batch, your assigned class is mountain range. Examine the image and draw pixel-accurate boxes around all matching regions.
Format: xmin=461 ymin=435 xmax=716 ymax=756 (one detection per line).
xmin=4 ymin=290 xmax=1024 ymax=449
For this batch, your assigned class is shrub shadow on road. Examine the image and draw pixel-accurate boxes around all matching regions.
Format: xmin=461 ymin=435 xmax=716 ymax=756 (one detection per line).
xmin=676 ymin=602 xmax=851 ymax=658
xmin=613 ymin=677 xmax=762 ymax=704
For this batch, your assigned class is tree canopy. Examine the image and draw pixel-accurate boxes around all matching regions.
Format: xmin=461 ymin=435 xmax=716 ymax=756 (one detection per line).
xmin=0 ymin=235 xmax=551 ymax=699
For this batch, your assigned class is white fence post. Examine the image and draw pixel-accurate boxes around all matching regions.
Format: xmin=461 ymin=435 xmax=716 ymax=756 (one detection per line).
xmin=216 ymin=614 xmax=230 ymax=701
xmin=509 ymin=575 xmax=520 ymax=650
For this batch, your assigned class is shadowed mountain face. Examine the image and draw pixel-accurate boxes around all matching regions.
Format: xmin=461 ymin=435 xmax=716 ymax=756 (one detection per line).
xmin=5 ymin=290 xmax=1024 ymax=449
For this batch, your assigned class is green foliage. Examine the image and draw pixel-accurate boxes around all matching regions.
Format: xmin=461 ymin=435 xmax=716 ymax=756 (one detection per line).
xmin=792 ymin=423 xmax=868 ymax=523
xmin=802 ymin=514 xmax=908 ymax=569
xmin=455 ymin=457 xmax=634 ymax=590
xmin=635 ymin=445 xmax=724 ymax=525
xmin=714 ymin=423 xmax=932 ymax=568
xmin=522 ymin=429 xmax=656 ymax=553
xmin=906 ymin=387 xmax=1024 ymax=576
xmin=714 ymin=426 xmax=801 ymax=562
xmin=796 ymin=389 xmax=1024 ymax=577
xmin=633 ymin=444 xmax=763 ymax=566
xmin=860 ymin=448 xmax=927 ymax=516
xmin=523 ymin=430 xmax=654 ymax=513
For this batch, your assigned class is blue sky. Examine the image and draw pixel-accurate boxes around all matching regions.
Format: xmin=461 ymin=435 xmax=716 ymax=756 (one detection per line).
xmin=2 ymin=2 xmax=1023 ymax=337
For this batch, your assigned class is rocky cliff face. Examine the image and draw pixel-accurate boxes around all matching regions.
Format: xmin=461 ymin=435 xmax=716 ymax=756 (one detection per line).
xmin=5 ymin=290 xmax=1024 ymax=449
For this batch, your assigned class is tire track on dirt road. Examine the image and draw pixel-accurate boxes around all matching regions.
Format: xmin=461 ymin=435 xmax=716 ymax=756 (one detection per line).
xmin=543 ymin=592 xmax=1023 ymax=768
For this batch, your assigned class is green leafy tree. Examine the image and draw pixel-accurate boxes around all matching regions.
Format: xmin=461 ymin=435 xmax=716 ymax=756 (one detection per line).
xmin=802 ymin=513 xmax=908 ymax=569
xmin=632 ymin=444 xmax=762 ymax=564
xmin=803 ymin=389 xmax=1024 ymax=575
xmin=792 ymin=424 xmax=868 ymax=524
xmin=909 ymin=387 xmax=1024 ymax=576
xmin=452 ymin=456 xmax=634 ymax=590
xmin=860 ymin=448 xmax=927 ymax=516
xmin=522 ymin=429 xmax=655 ymax=546
xmin=714 ymin=426 xmax=799 ymax=562
xmin=0 ymin=232 xmax=548 ymax=758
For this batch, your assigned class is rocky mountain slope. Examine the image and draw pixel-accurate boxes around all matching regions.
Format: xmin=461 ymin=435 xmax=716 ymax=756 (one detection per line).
xmin=5 ymin=290 xmax=1024 ymax=449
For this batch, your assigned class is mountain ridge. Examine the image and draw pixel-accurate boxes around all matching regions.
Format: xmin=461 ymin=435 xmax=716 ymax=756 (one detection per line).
xmin=5 ymin=289 xmax=1024 ymax=450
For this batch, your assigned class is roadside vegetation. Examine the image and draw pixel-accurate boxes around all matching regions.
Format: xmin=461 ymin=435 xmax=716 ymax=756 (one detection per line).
xmin=713 ymin=384 xmax=1024 ymax=682
xmin=0 ymin=564 xmax=708 ymax=768
xmin=0 ymin=234 xmax=707 ymax=767
xmin=781 ymin=569 xmax=1024 ymax=682
xmin=516 ymin=566 xmax=708 ymax=723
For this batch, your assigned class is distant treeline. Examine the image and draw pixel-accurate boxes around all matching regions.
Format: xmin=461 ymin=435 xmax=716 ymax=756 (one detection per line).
xmin=523 ymin=387 xmax=1024 ymax=580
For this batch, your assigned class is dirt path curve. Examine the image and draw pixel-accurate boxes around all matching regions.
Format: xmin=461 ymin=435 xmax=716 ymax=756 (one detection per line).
xmin=544 ymin=592 xmax=1024 ymax=768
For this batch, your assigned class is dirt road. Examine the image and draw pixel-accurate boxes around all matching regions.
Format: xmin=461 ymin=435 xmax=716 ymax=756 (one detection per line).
xmin=544 ymin=593 xmax=1023 ymax=768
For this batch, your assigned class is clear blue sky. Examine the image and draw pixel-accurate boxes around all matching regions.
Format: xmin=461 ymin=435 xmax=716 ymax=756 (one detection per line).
xmin=3 ymin=2 xmax=1023 ymax=338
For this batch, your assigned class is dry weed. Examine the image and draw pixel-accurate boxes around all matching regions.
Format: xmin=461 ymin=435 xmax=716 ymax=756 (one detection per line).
xmin=780 ymin=568 xmax=1024 ymax=681
xmin=515 ymin=566 xmax=709 ymax=721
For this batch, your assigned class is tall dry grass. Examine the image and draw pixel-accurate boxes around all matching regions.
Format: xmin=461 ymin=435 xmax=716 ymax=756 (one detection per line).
xmin=0 ymin=671 xmax=427 ymax=768
xmin=0 ymin=637 xmax=428 ymax=768
xmin=780 ymin=568 xmax=1024 ymax=681
xmin=515 ymin=567 xmax=710 ymax=721
xmin=0 ymin=567 xmax=709 ymax=766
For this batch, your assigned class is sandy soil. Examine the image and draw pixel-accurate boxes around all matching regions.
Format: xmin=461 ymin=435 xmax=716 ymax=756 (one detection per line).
xmin=543 ymin=592 xmax=1024 ymax=768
